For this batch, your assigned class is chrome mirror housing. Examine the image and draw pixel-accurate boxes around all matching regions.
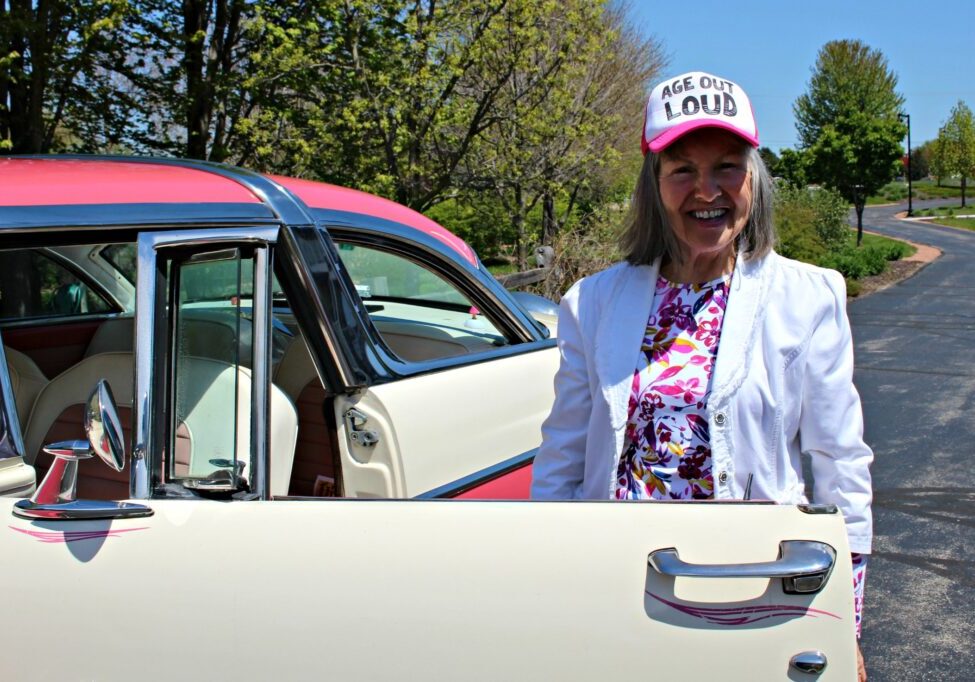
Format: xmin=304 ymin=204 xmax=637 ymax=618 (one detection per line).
xmin=85 ymin=379 xmax=124 ymax=472
xmin=12 ymin=380 xmax=152 ymax=520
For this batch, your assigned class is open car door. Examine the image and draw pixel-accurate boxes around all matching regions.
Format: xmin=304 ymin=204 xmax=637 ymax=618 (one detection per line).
xmin=1 ymin=228 xmax=854 ymax=679
xmin=3 ymin=498 xmax=854 ymax=679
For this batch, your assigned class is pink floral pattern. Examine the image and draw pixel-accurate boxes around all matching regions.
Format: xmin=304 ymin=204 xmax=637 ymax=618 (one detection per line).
xmin=852 ymin=553 xmax=868 ymax=639
xmin=616 ymin=274 xmax=729 ymax=500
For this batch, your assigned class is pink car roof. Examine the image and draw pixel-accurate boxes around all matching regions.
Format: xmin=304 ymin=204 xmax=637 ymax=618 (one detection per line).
xmin=0 ymin=157 xmax=476 ymax=265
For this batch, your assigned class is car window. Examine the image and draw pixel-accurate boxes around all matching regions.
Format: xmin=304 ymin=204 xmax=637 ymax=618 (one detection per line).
xmin=0 ymin=249 xmax=113 ymax=321
xmin=335 ymin=242 xmax=510 ymax=361
xmin=99 ymin=243 xmax=138 ymax=285
xmin=169 ymin=248 xmax=254 ymax=488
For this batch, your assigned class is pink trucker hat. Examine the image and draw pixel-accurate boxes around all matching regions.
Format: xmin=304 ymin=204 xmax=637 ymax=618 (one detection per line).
xmin=641 ymin=71 xmax=759 ymax=154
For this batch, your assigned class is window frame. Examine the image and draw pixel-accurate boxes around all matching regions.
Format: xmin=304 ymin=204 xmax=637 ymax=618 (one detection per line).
xmin=322 ymin=217 xmax=556 ymax=382
xmin=0 ymin=247 xmax=122 ymax=329
xmin=135 ymin=227 xmax=278 ymax=500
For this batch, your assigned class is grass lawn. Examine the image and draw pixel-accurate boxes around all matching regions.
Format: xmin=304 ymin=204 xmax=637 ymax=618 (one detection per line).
xmin=912 ymin=205 xmax=975 ymax=217
xmin=868 ymin=178 xmax=972 ymax=204
xmin=859 ymin=230 xmax=917 ymax=258
xmin=931 ymin=217 xmax=975 ymax=231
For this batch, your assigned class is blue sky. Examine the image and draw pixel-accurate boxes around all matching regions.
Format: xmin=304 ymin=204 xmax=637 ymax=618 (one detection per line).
xmin=629 ymin=0 xmax=975 ymax=152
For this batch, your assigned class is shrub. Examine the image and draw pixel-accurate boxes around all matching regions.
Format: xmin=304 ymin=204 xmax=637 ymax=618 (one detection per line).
xmin=775 ymin=185 xmax=849 ymax=258
xmin=820 ymin=244 xmax=890 ymax=279
xmin=531 ymin=205 xmax=624 ymax=300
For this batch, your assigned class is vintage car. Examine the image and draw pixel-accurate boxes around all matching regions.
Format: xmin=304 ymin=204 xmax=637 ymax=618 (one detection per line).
xmin=0 ymin=156 xmax=855 ymax=679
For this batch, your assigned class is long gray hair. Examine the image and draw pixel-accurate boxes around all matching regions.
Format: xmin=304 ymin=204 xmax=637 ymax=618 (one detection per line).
xmin=620 ymin=144 xmax=775 ymax=266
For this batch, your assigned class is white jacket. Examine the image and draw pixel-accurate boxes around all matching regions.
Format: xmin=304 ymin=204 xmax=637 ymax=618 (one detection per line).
xmin=531 ymin=251 xmax=873 ymax=554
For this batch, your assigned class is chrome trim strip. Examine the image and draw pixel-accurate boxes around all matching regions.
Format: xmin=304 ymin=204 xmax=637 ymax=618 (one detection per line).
xmin=251 ymin=246 xmax=272 ymax=499
xmin=0 ymin=342 xmax=26 ymax=460
xmin=414 ymin=448 xmax=537 ymax=499
xmin=132 ymin=235 xmax=159 ymax=498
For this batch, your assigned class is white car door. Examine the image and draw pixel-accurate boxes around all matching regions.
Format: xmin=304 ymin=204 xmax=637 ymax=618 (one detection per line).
xmin=0 ymin=229 xmax=854 ymax=679
xmin=1 ymin=497 xmax=855 ymax=679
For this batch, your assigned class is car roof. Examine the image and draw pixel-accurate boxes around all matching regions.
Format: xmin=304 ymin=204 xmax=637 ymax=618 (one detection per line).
xmin=0 ymin=156 xmax=476 ymax=265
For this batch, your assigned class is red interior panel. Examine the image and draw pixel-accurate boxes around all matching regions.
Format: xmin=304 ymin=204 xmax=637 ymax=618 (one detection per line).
xmin=454 ymin=462 xmax=533 ymax=500
xmin=2 ymin=320 xmax=101 ymax=378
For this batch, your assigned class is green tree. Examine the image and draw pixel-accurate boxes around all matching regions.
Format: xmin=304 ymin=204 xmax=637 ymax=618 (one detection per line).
xmin=908 ymin=144 xmax=930 ymax=181
xmin=775 ymin=148 xmax=809 ymax=188
xmin=462 ymin=1 xmax=663 ymax=266
xmin=794 ymin=40 xmax=906 ymax=244
xmin=758 ymin=146 xmax=779 ymax=174
xmin=934 ymin=100 xmax=975 ymax=206
xmin=0 ymin=0 xmax=130 ymax=153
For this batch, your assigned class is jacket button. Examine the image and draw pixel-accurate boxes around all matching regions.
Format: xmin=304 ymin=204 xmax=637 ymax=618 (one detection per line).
xmin=714 ymin=412 xmax=726 ymax=426
xmin=718 ymin=471 xmax=729 ymax=484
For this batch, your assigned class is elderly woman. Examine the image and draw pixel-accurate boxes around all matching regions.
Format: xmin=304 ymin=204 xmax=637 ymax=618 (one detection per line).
xmin=531 ymin=71 xmax=872 ymax=680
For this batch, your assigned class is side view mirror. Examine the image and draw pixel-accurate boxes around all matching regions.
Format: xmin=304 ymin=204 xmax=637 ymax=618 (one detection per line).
xmin=12 ymin=379 xmax=152 ymax=520
xmin=85 ymin=379 xmax=125 ymax=473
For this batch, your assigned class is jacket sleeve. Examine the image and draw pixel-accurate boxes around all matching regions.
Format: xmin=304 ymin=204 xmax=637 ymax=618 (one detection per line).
xmin=530 ymin=281 xmax=592 ymax=500
xmin=800 ymin=271 xmax=874 ymax=554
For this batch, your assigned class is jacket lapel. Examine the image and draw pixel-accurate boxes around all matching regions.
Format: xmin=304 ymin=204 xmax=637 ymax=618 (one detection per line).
xmin=710 ymin=251 xmax=773 ymax=405
xmin=595 ymin=261 xmax=658 ymax=433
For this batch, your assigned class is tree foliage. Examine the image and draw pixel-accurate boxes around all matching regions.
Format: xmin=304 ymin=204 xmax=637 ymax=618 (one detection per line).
xmin=934 ymin=100 xmax=975 ymax=206
xmin=0 ymin=0 xmax=130 ymax=152
xmin=794 ymin=40 xmax=906 ymax=243
xmin=2 ymin=0 xmax=666 ymax=265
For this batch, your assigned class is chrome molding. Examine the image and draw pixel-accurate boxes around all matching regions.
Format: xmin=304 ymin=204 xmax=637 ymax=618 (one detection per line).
xmin=649 ymin=540 xmax=837 ymax=595
xmin=0 ymin=343 xmax=26 ymax=460
xmin=415 ymin=449 xmax=537 ymax=499
xmin=251 ymin=246 xmax=272 ymax=499
xmin=13 ymin=499 xmax=153 ymax=520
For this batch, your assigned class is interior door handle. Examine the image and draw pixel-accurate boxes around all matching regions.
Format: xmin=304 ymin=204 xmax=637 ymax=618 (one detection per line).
xmin=648 ymin=540 xmax=836 ymax=594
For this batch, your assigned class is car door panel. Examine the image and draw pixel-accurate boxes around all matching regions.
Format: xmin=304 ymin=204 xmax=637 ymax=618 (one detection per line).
xmin=337 ymin=347 xmax=560 ymax=498
xmin=2 ymin=320 xmax=103 ymax=378
xmin=2 ymin=499 xmax=854 ymax=680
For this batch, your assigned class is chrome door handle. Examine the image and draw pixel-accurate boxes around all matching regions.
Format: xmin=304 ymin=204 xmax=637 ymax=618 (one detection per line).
xmin=648 ymin=540 xmax=836 ymax=594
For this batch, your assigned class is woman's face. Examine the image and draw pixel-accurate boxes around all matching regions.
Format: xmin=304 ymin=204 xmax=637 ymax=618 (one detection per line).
xmin=658 ymin=128 xmax=753 ymax=263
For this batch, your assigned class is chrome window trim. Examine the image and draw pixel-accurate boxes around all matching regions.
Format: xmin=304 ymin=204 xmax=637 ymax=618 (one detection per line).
xmin=414 ymin=449 xmax=537 ymax=499
xmin=251 ymin=246 xmax=272 ymax=499
xmin=133 ymin=226 xmax=279 ymax=500
xmin=0 ymin=342 xmax=26 ymax=460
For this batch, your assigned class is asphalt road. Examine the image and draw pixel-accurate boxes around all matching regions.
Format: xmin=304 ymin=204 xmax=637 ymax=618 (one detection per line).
xmin=847 ymin=201 xmax=975 ymax=681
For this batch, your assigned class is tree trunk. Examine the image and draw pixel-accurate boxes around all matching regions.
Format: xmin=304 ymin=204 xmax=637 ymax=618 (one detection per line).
xmin=541 ymin=193 xmax=556 ymax=246
xmin=514 ymin=185 xmax=527 ymax=270
xmin=962 ymin=177 xmax=967 ymax=208
xmin=183 ymin=0 xmax=210 ymax=159
xmin=855 ymin=201 xmax=865 ymax=246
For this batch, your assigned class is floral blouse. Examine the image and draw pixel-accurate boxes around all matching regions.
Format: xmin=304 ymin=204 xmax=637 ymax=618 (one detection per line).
xmin=616 ymin=274 xmax=867 ymax=638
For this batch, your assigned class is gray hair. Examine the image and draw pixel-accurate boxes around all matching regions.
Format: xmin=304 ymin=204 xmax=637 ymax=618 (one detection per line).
xmin=620 ymin=144 xmax=775 ymax=266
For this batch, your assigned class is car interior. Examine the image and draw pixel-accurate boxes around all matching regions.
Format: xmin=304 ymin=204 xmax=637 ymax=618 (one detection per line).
xmin=0 ymin=239 xmax=511 ymax=501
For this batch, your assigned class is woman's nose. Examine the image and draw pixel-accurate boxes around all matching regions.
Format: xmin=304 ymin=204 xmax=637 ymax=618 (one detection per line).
xmin=693 ymin=171 xmax=721 ymax=201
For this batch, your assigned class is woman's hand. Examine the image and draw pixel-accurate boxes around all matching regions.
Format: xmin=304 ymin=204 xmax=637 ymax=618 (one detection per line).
xmin=857 ymin=643 xmax=868 ymax=681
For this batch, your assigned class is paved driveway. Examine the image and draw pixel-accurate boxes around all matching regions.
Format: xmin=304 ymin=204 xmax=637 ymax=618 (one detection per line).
xmin=848 ymin=202 xmax=975 ymax=681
